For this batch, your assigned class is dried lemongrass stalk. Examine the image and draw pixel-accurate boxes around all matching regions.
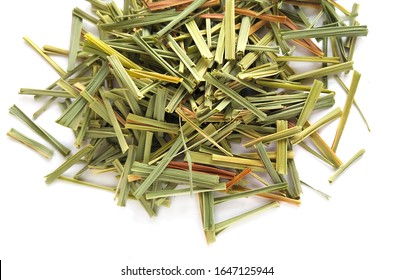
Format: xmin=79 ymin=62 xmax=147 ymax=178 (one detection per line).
xmin=84 ymin=33 xmax=141 ymax=69
xmin=43 ymin=45 xmax=69 ymax=55
xmin=200 ymin=192 xmax=216 ymax=243
xmin=68 ymin=14 xmax=83 ymax=71
xmin=102 ymin=92 xmax=129 ymax=154
xmin=237 ymin=16 xmax=251 ymax=57
xmin=224 ymin=0 xmax=236 ymax=60
xmin=255 ymin=143 xmax=282 ymax=184
xmin=56 ymin=80 xmax=80 ymax=98
xmin=185 ymin=20 xmax=213 ymax=61
xmin=225 ymin=167 xmax=252 ymax=190
xmin=59 ymin=176 xmax=116 ymax=192
xmin=288 ymin=61 xmax=354 ymax=81
xmin=276 ymin=120 xmax=288 ymax=174
xmin=275 ymin=56 xmax=341 ymax=63
xmin=156 ymin=0 xmax=207 ymax=37
xmin=214 ymin=18 xmax=226 ymax=65
xmin=19 ymin=88 xmax=73 ymax=98
xmin=107 ymin=54 xmax=144 ymax=101
xmin=9 ymin=105 xmax=70 ymax=156
xmin=116 ymin=145 xmax=136 ymax=206
xmin=127 ymin=69 xmax=182 ymax=84
xmin=215 ymin=201 xmax=280 ymax=233
xmin=146 ymin=184 xmax=226 ymax=199
xmin=329 ymin=149 xmax=365 ymax=183
xmin=297 ymin=80 xmax=324 ymax=127
xmin=7 ymin=128 xmax=54 ymax=159
xmin=331 ymin=71 xmax=361 ymax=152
xmin=45 ymin=144 xmax=94 ymax=184
xmin=291 ymin=107 xmax=343 ymax=145
xmin=217 ymin=183 xmax=287 ymax=204
xmin=334 ymin=74 xmax=370 ymax=132
xmin=281 ymin=25 xmax=368 ymax=40
xmin=23 ymin=37 xmax=66 ymax=76
xmin=244 ymin=126 xmax=301 ymax=147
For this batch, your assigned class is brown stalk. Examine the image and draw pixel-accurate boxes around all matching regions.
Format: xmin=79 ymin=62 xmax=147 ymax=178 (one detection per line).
xmin=249 ymin=20 xmax=268 ymax=36
xmin=234 ymin=186 xmax=301 ymax=206
xmin=226 ymin=167 xmax=252 ymax=190
xmin=235 ymin=8 xmax=288 ymax=24
xmin=168 ymin=161 xmax=236 ymax=179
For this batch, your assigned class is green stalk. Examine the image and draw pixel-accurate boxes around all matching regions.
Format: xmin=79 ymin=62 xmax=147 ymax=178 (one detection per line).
xmin=9 ymin=105 xmax=70 ymax=156
xmin=45 ymin=144 xmax=94 ymax=184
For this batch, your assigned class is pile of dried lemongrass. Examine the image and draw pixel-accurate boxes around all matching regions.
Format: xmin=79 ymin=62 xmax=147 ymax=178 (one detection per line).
xmin=8 ymin=0 xmax=368 ymax=243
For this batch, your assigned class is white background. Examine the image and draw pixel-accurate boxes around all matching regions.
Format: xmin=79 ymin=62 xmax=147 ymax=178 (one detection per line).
xmin=1 ymin=1 xmax=392 ymax=279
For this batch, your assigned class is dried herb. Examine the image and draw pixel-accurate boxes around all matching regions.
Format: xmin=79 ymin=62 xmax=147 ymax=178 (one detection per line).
xmin=9 ymin=0 xmax=369 ymax=244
